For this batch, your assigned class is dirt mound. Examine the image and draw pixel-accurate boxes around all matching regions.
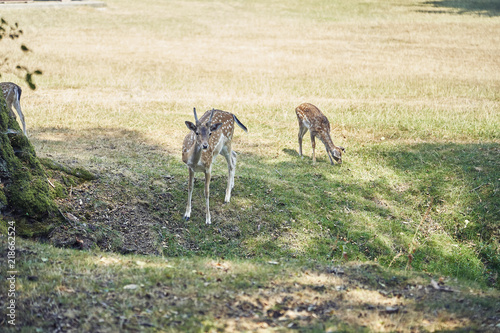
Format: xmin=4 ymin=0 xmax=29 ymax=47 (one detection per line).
xmin=50 ymin=179 xmax=163 ymax=256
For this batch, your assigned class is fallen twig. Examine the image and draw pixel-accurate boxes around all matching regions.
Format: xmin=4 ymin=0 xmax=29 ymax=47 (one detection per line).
xmin=470 ymin=183 xmax=489 ymax=192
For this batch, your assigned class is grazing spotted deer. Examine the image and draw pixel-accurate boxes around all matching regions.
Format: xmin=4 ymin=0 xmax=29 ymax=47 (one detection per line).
xmin=182 ymin=108 xmax=247 ymax=224
xmin=1 ymin=82 xmax=26 ymax=136
xmin=295 ymin=102 xmax=345 ymax=164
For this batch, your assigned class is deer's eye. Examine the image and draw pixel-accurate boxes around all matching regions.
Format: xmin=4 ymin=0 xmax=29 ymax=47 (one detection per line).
xmin=209 ymin=132 xmax=212 ymax=136
xmin=195 ymin=131 xmax=199 ymax=135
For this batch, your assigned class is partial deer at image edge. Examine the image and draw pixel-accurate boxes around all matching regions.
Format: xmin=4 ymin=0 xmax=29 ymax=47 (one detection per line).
xmin=1 ymin=82 xmax=27 ymax=136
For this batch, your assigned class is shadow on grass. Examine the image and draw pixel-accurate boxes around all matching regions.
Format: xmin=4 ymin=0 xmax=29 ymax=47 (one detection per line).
xmin=34 ymin=126 xmax=499 ymax=288
xmin=374 ymin=142 xmax=499 ymax=280
xmin=299 ymin=141 xmax=499 ymax=285
xmin=3 ymin=235 xmax=499 ymax=332
xmin=176 ymin=141 xmax=498 ymax=285
xmin=21 ymin=127 xmax=500 ymax=332
xmin=418 ymin=0 xmax=500 ymax=16
xmin=34 ymin=126 xmax=179 ymax=255
xmin=259 ymin=142 xmax=498 ymax=285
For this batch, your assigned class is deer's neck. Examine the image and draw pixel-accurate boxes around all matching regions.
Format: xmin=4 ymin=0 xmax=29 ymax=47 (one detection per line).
xmin=318 ymin=132 xmax=333 ymax=149
xmin=188 ymin=143 xmax=203 ymax=165
xmin=185 ymin=142 xmax=205 ymax=169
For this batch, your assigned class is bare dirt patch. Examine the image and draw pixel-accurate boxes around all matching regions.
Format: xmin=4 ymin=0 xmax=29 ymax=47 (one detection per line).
xmin=49 ymin=177 xmax=165 ymax=256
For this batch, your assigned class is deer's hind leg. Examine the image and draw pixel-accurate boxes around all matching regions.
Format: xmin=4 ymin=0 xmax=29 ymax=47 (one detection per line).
xmin=221 ymin=145 xmax=236 ymax=203
xmin=298 ymin=124 xmax=308 ymax=158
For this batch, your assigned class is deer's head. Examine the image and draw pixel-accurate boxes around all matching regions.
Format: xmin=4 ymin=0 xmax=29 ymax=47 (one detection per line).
xmin=185 ymin=108 xmax=222 ymax=150
xmin=330 ymin=146 xmax=345 ymax=164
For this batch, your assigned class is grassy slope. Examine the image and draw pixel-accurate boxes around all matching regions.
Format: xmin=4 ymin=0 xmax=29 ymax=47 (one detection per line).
xmin=0 ymin=0 xmax=499 ymax=331
xmin=2 ymin=237 xmax=500 ymax=332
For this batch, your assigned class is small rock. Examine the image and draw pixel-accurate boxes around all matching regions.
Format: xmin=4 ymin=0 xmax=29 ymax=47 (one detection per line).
xmin=385 ymin=306 xmax=399 ymax=314
xmin=123 ymin=284 xmax=139 ymax=290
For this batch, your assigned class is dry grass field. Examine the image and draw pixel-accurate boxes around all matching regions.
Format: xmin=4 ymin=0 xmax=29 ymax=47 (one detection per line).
xmin=4 ymin=0 xmax=499 ymax=151
xmin=1 ymin=0 xmax=499 ymax=331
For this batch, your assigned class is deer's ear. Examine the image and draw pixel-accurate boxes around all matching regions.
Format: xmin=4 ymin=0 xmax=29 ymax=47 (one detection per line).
xmin=185 ymin=121 xmax=197 ymax=132
xmin=210 ymin=122 xmax=223 ymax=132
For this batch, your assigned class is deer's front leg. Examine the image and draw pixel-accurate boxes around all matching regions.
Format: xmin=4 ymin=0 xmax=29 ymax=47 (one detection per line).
xmin=323 ymin=142 xmax=335 ymax=165
xmin=184 ymin=168 xmax=195 ymax=221
xmin=204 ymin=169 xmax=212 ymax=225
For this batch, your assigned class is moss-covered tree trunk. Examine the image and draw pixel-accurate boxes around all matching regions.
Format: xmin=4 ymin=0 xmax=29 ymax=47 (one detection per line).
xmin=0 ymin=94 xmax=63 ymax=236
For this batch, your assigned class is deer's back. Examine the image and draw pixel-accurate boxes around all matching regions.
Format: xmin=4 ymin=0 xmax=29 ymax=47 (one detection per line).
xmin=295 ymin=103 xmax=330 ymax=132
xmin=199 ymin=109 xmax=236 ymax=142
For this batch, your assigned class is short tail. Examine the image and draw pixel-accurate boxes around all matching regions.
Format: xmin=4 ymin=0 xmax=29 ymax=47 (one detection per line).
xmin=233 ymin=115 xmax=248 ymax=133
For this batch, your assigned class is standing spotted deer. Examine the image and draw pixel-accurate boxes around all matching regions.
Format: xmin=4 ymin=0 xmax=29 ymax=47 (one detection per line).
xmin=182 ymin=108 xmax=247 ymax=224
xmin=1 ymin=82 xmax=26 ymax=136
xmin=295 ymin=103 xmax=345 ymax=164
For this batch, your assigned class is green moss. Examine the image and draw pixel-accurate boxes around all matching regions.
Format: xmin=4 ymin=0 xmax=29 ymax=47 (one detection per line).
xmin=39 ymin=157 xmax=98 ymax=200
xmin=15 ymin=215 xmax=59 ymax=237
xmin=8 ymin=175 xmax=56 ymax=218
xmin=0 ymin=217 xmax=7 ymax=235
xmin=40 ymin=157 xmax=97 ymax=181
xmin=0 ymin=100 xmax=9 ymax=126
xmin=53 ymin=181 xmax=68 ymax=199
xmin=0 ymin=187 xmax=7 ymax=210
xmin=72 ymin=167 xmax=97 ymax=181
xmin=61 ymin=174 xmax=78 ymax=187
